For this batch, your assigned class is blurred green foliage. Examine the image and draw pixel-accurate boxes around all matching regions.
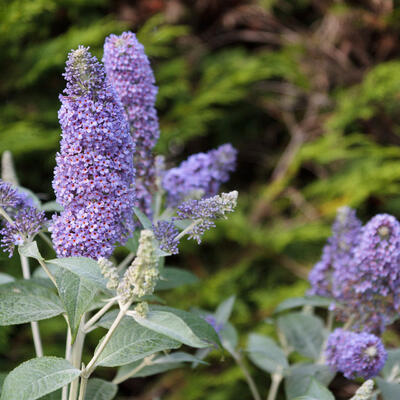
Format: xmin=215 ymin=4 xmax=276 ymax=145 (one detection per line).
xmin=2 ymin=0 xmax=400 ymax=398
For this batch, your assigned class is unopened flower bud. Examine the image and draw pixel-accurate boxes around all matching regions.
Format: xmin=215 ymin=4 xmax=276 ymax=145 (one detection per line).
xmin=98 ymin=258 xmax=119 ymax=290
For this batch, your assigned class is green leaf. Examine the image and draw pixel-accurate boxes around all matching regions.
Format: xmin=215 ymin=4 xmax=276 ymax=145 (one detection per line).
xmin=285 ymin=364 xmax=335 ymax=400
xmin=155 ymin=267 xmax=199 ymax=291
xmin=376 ymin=377 xmax=400 ymax=400
xmin=382 ymin=349 xmax=400 ymax=380
xmin=47 ymin=257 xmax=108 ymax=291
xmin=0 ymin=373 xmax=6 ymax=395
xmin=134 ymin=305 xmax=220 ymax=348
xmin=132 ymin=310 xmax=209 ymax=348
xmin=292 ymin=397 xmax=319 ymax=400
xmin=54 ymin=268 xmax=97 ymax=341
xmin=0 ymin=357 xmax=80 ymax=400
xmin=277 ymin=312 xmax=324 ymax=360
xmin=0 ymin=273 xmax=14 ymax=285
xmin=215 ymin=296 xmax=235 ymax=324
xmin=274 ymin=296 xmax=332 ymax=314
xmin=124 ymin=231 xmax=140 ymax=253
xmin=133 ymin=207 xmax=152 ymax=229
xmin=0 ymin=280 xmax=64 ymax=325
xmin=303 ymin=379 xmax=335 ymax=400
xmin=115 ymin=352 xmax=206 ymax=381
xmin=220 ymin=322 xmax=238 ymax=354
xmin=18 ymin=241 xmax=44 ymax=261
xmin=40 ymin=201 xmax=63 ymax=212
xmin=247 ymin=333 xmax=288 ymax=374
xmin=96 ymin=312 xmax=181 ymax=367
xmin=85 ymin=378 xmax=117 ymax=400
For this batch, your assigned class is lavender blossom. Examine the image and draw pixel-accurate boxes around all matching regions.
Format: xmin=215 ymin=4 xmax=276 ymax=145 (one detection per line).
xmin=325 ymin=329 xmax=387 ymax=379
xmin=153 ymin=220 xmax=180 ymax=255
xmin=308 ymin=206 xmax=362 ymax=298
xmin=204 ymin=315 xmax=224 ymax=334
xmin=1 ymin=208 xmax=46 ymax=257
xmin=163 ymin=144 xmax=237 ymax=207
xmin=177 ymin=191 xmax=238 ymax=244
xmin=103 ymin=32 xmax=159 ymax=220
xmin=0 ymin=180 xmax=26 ymax=209
xmin=51 ymin=46 xmax=135 ymax=259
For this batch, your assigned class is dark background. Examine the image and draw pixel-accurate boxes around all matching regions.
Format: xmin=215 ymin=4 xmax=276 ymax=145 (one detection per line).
xmin=2 ymin=0 xmax=400 ymax=398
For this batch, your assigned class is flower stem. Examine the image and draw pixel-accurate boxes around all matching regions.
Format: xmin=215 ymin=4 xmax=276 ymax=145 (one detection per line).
xmin=0 ymin=206 xmax=14 ymax=225
xmin=174 ymin=219 xmax=202 ymax=242
xmin=20 ymin=254 xmax=43 ymax=357
xmin=112 ymin=354 xmax=156 ymax=384
xmin=232 ymin=350 xmax=261 ymax=400
xmin=267 ymin=372 xmax=283 ymax=400
xmin=77 ymin=366 xmax=88 ymax=400
xmin=69 ymin=318 xmax=86 ymax=400
xmin=37 ymin=257 xmax=57 ymax=287
xmin=82 ymin=301 xmax=132 ymax=379
xmin=62 ymin=328 xmax=72 ymax=400
xmin=117 ymin=253 xmax=135 ymax=272
xmin=83 ymin=298 xmax=117 ymax=333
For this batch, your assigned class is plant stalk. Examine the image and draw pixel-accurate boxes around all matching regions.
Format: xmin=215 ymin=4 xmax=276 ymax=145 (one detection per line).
xmin=69 ymin=318 xmax=86 ymax=400
xmin=83 ymin=298 xmax=116 ymax=333
xmin=62 ymin=328 xmax=72 ymax=400
xmin=112 ymin=354 xmax=156 ymax=384
xmin=267 ymin=372 xmax=283 ymax=400
xmin=232 ymin=351 xmax=261 ymax=400
xmin=174 ymin=219 xmax=202 ymax=242
xmin=20 ymin=254 xmax=43 ymax=357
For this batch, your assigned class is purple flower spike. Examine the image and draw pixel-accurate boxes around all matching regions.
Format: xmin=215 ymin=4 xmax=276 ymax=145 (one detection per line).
xmin=326 ymin=329 xmax=387 ymax=379
xmin=103 ymin=32 xmax=159 ymax=220
xmin=1 ymin=208 xmax=46 ymax=257
xmin=153 ymin=220 xmax=180 ymax=255
xmin=309 ymin=206 xmax=362 ymax=298
xmin=163 ymin=144 xmax=237 ymax=207
xmin=51 ymin=46 xmax=135 ymax=259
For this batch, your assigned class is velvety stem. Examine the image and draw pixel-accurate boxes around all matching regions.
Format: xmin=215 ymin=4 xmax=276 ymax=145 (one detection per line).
xmin=266 ymin=372 xmax=283 ymax=400
xmin=20 ymin=254 xmax=43 ymax=357
xmin=62 ymin=328 xmax=72 ymax=400
xmin=112 ymin=354 xmax=156 ymax=384
xmin=83 ymin=299 xmax=117 ymax=333
xmin=232 ymin=351 xmax=261 ymax=400
xmin=69 ymin=318 xmax=86 ymax=400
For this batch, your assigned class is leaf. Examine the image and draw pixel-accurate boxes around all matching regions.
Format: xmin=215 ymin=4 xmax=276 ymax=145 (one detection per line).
xmin=132 ymin=310 xmax=209 ymax=348
xmin=274 ymin=296 xmax=332 ymax=314
xmin=303 ymin=379 xmax=335 ymax=400
xmin=246 ymin=333 xmax=288 ymax=374
xmin=215 ymin=296 xmax=235 ymax=324
xmin=133 ymin=305 xmax=220 ymax=348
xmin=133 ymin=207 xmax=152 ymax=229
xmin=96 ymin=312 xmax=181 ymax=367
xmin=18 ymin=241 xmax=44 ymax=261
xmin=285 ymin=364 xmax=335 ymax=400
xmin=84 ymin=378 xmax=117 ymax=400
xmin=54 ymin=268 xmax=97 ymax=341
xmin=0 ymin=373 xmax=6 ymax=394
xmin=124 ymin=231 xmax=140 ymax=253
xmin=47 ymin=257 xmax=108 ymax=291
xmin=0 ymin=273 xmax=14 ymax=285
xmin=382 ymin=349 xmax=400 ymax=380
xmin=155 ymin=267 xmax=199 ymax=291
xmin=277 ymin=312 xmax=324 ymax=360
xmin=0 ymin=280 xmax=64 ymax=325
xmin=40 ymin=201 xmax=63 ymax=212
xmin=115 ymin=352 xmax=206 ymax=381
xmin=0 ymin=357 xmax=80 ymax=400
xmin=292 ymin=397 xmax=319 ymax=400
xmin=220 ymin=322 xmax=238 ymax=354
xmin=376 ymin=377 xmax=400 ymax=400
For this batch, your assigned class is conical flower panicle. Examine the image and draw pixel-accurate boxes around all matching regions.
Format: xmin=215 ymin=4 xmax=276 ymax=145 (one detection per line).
xmin=51 ymin=46 xmax=135 ymax=259
xmin=103 ymin=32 xmax=159 ymax=220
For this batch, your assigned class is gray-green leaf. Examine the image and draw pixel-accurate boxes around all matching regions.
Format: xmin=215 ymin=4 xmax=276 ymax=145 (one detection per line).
xmin=0 ymin=273 xmax=14 ymax=285
xmin=220 ymin=322 xmax=238 ymax=354
xmin=0 ymin=280 xmax=64 ymax=325
xmin=96 ymin=312 xmax=181 ymax=367
xmin=285 ymin=364 xmax=335 ymax=400
xmin=0 ymin=357 xmax=80 ymax=400
xmin=381 ymin=349 xmax=400 ymax=380
xmin=215 ymin=296 xmax=235 ymax=324
xmin=304 ymin=379 xmax=335 ymax=400
xmin=132 ymin=308 xmax=211 ymax=348
xmin=247 ymin=333 xmax=288 ymax=374
xmin=376 ymin=377 xmax=400 ymax=400
xmin=277 ymin=312 xmax=324 ymax=360
xmin=85 ymin=378 xmax=117 ymax=400
xmin=155 ymin=267 xmax=199 ymax=291
xmin=133 ymin=207 xmax=152 ymax=229
xmin=18 ymin=241 xmax=44 ymax=261
xmin=54 ymin=268 xmax=97 ymax=341
xmin=47 ymin=257 xmax=108 ymax=291
xmin=274 ymin=296 xmax=332 ymax=314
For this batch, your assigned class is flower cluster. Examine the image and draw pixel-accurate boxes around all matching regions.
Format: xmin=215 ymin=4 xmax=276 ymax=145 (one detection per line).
xmin=98 ymin=257 xmax=119 ymax=290
xmin=51 ymin=46 xmax=135 ymax=259
xmin=117 ymin=229 xmax=159 ymax=306
xmin=177 ymin=191 xmax=238 ymax=244
xmin=0 ymin=180 xmax=46 ymax=257
xmin=153 ymin=220 xmax=179 ymax=255
xmin=103 ymin=32 xmax=159 ymax=220
xmin=325 ymin=329 xmax=387 ymax=379
xmin=309 ymin=208 xmax=400 ymax=333
xmin=163 ymin=144 xmax=237 ymax=207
